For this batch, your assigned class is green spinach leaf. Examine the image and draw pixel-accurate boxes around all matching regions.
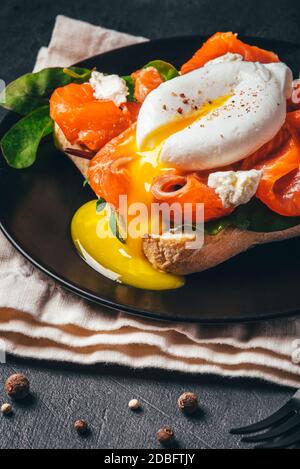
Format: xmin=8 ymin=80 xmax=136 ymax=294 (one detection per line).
xmin=232 ymin=199 xmax=300 ymax=232
xmin=205 ymin=199 xmax=300 ymax=236
xmin=143 ymin=60 xmax=179 ymax=81
xmin=205 ymin=218 xmax=232 ymax=235
xmin=96 ymin=197 xmax=106 ymax=212
xmin=0 ymin=67 xmax=91 ymax=115
xmin=109 ymin=209 xmax=126 ymax=244
xmin=1 ymin=106 xmax=53 ymax=169
xmin=122 ymin=75 xmax=136 ymax=102
xmin=62 ymin=68 xmax=92 ymax=81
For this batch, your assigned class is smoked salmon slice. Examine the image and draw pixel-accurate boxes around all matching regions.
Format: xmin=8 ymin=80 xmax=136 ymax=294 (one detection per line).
xmin=89 ymin=125 xmax=137 ymax=209
xmin=50 ymin=83 xmax=134 ymax=151
xmin=151 ymin=172 xmax=233 ymax=222
xmin=241 ymin=126 xmax=290 ymax=170
xmin=255 ymin=137 xmax=300 ymax=217
xmin=287 ymin=110 xmax=300 ymax=129
xmin=131 ymin=67 xmax=164 ymax=104
xmin=181 ymin=32 xmax=280 ymax=74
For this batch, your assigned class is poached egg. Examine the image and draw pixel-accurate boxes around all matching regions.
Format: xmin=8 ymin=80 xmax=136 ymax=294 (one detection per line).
xmin=137 ymin=59 xmax=292 ymax=171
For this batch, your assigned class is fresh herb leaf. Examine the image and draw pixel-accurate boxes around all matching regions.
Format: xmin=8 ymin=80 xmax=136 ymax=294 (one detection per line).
xmin=83 ymin=178 xmax=90 ymax=188
xmin=205 ymin=199 xmax=300 ymax=236
xmin=205 ymin=218 xmax=232 ymax=235
xmin=0 ymin=67 xmax=91 ymax=115
xmin=96 ymin=197 xmax=106 ymax=212
xmin=63 ymin=67 xmax=92 ymax=81
xmin=122 ymin=61 xmax=178 ymax=102
xmin=143 ymin=60 xmax=179 ymax=81
xmin=109 ymin=209 xmax=126 ymax=244
xmin=0 ymin=105 xmax=53 ymax=169
xmin=122 ymin=75 xmax=136 ymax=102
xmin=232 ymin=199 xmax=300 ymax=232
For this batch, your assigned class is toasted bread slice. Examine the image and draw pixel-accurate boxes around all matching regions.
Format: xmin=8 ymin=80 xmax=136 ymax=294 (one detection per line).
xmin=54 ymin=123 xmax=300 ymax=276
xmin=143 ymin=225 xmax=300 ymax=275
xmin=54 ymin=123 xmax=90 ymax=180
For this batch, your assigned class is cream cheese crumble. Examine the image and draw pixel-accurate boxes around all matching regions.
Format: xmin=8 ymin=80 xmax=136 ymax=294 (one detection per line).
xmin=208 ymin=169 xmax=263 ymax=208
xmin=89 ymin=71 xmax=128 ymax=106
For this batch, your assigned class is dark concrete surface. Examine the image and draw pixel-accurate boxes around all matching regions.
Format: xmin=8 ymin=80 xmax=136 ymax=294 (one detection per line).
xmin=0 ymin=0 xmax=299 ymax=449
xmin=0 ymin=358 xmax=294 ymax=449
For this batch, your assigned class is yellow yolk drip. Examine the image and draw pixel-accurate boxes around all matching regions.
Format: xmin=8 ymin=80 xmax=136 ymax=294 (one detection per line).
xmin=71 ymin=200 xmax=184 ymax=290
xmin=71 ymin=95 xmax=230 ymax=290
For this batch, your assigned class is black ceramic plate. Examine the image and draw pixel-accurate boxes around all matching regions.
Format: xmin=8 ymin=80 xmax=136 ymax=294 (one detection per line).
xmin=1 ymin=36 xmax=300 ymax=324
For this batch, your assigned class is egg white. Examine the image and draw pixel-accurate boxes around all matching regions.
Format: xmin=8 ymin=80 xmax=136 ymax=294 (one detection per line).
xmin=137 ymin=60 xmax=293 ymax=171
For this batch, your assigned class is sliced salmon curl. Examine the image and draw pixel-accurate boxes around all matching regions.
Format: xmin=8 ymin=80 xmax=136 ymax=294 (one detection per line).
xmin=181 ymin=32 xmax=280 ymax=74
xmin=241 ymin=125 xmax=290 ymax=170
xmin=256 ymin=137 xmax=300 ymax=217
xmin=286 ymin=111 xmax=300 ymax=147
xmin=132 ymin=67 xmax=164 ymax=104
xmin=121 ymin=101 xmax=141 ymax=122
xmin=151 ymin=173 xmax=233 ymax=222
xmin=89 ymin=125 xmax=137 ymax=209
xmin=287 ymin=110 xmax=300 ymax=129
xmin=50 ymin=83 xmax=133 ymax=151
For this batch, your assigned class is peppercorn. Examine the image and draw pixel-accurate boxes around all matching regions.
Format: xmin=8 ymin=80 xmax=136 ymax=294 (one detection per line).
xmin=156 ymin=426 xmax=175 ymax=446
xmin=1 ymin=403 xmax=12 ymax=416
xmin=5 ymin=373 xmax=30 ymax=400
xmin=177 ymin=391 xmax=198 ymax=415
xmin=74 ymin=419 xmax=88 ymax=435
xmin=128 ymin=399 xmax=141 ymax=410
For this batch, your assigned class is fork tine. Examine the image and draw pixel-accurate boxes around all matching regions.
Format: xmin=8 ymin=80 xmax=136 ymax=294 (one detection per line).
xmin=242 ymin=412 xmax=299 ymax=443
xmin=230 ymin=403 xmax=293 ymax=435
xmin=256 ymin=428 xmax=300 ymax=449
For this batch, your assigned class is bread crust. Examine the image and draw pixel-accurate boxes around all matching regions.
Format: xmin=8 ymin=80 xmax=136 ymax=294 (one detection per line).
xmin=142 ymin=225 xmax=300 ymax=275
xmin=54 ymin=124 xmax=90 ymax=180
xmin=54 ymin=124 xmax=300 ymax=276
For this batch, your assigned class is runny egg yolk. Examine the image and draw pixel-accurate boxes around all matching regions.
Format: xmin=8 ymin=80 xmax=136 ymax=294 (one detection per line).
xmin=71 ymin=200 xmax=184 ymax=290
xmin=71 ymin=95 xmax=229 ymax=290
xmin=139 ymin=94 xmax=231 ymax=151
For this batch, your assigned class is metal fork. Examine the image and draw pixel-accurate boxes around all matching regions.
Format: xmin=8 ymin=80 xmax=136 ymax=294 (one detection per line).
xmin=230 ymin=389 xmax=300 ymax=448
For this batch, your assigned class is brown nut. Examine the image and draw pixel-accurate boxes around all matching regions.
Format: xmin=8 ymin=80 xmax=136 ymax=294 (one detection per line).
xmin=5 ymin=374 xmax=30 ymax=400
xmin=177 ymin=392 xmax=198 ymax=415
xmin=156 ymin=426 xmax=175 ymax=445
xmin=74 ymin=419 xmax=88 ymax=434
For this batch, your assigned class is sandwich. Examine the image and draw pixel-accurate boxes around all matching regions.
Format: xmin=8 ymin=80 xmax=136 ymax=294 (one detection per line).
xmin=2 ymin=32 xmax=300 ymax=290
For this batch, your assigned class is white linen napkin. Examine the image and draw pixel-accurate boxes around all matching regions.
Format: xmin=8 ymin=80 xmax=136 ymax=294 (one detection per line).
xmin=1 ymin=15 xmax=300 ymax=388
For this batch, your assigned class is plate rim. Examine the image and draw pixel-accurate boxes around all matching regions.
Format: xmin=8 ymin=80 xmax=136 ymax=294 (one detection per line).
xmin=1 ymin=35 xmax=300 ymax=324
xmin=76 ymin=33 xmax=300 ymax=62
